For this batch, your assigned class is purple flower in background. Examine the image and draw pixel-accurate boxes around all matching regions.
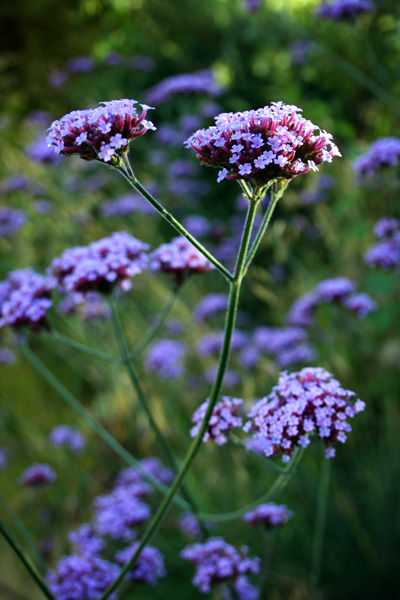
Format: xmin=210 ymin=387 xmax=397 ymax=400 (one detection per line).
xmin=244 ymin=0 xmax=263 ymax=11
xmin=49 ymin=425 xmax=87 ymax=453
xmin=191 ymin=397 xmax=243 ymax=445
xmin=353 ymin=138 xmax=400 ymax=179
xmin=0 ymin=207 xmax=27 ymax=237
xmin=146 ymin=70 xmax=224 ymax=105
xmin=315 ymin=277 xmax=356 ymax=302
xmin=0 ymin=348 xmax=16 ymax=365
xmin=115 ymin=542 xmax=166 ymax=585
xmin=364 ymin=218 xmax=400 ymax=270
xmin=177 ymin=512 xmax=202 ymax=539
xmin=343 ymin=293 xmax=377 ymax=317
xmin=245 ymin=367 xmax=365 ymax=461
xmin=181 ymin=537 xmax=260 ymax=594
xmin=316 ymin=0 xmax=374 ymax=20
xmin=182 ymin=215 xmax=212 ymax=239
xmin=34 ymin=200 xmax=53 ymax=214
xmin=145 ymin=339 xmax=186 ymax=379
xmin=253 ymin=326 xmax=315 ymax=367
xmin=46 ymin=555 xmax=119 ymax=600
xmin=26 ymin=134 xmax=64 ymax=164
xmin=193 ymin=293 xmax=228 ymax=321
xmin=48 ymin=232 xmax=149 ymax=294
xmin=48 ymin=70 xmax=68 ymax=88
xmin=93 ymin=486 xmax=151 ymax=541
xmin=139 ymin=457 xmax=175 ymax=485
xmin=197 ymin=330 xmax=248 ymax=357
xmin=68 ymin=524 xmax=105 ymax=556
xmin=113 ymin=468 xmax=153 ymax=497
xmin=19 ymin=463 xmax=56 ymax=487
xmin=57 ymin=292 xmax=111 ymax=321
xmin=0 ymin=447 xmax=10 ymax=469
xmin=0 ymin=269 xmax=54 ymax=331
xmin=47 ymin=99 xmax=156 ymax=165
xmin=66 ymin=56 xmax=96 ymax=73
xmin=205 ymin=367 xmax=240 ymax=387
xmin=243 ymin=503 xmax=294 ymax=529
xmin=374 ymin=217 xmax=399 ymax=239
xmin=277 ymin=343 xmax=316 ymax=367
xmin=103 ymin=51 xmax=124 ymax=66
xmin=150 ymin=237 xmax=213 ymax=283
xmin=185 ymin=101 xmax=340 ymax=187
xmin=100 ymin=193 xmax=156 ymax=217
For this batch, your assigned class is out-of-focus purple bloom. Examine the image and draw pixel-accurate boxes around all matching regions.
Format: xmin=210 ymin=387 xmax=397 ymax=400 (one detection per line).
xmin=316 ymin=0 xmax=374 ymax=20
xmin=93 ymin=486 xmax=151 ymax=541
xmin=300 ymin=174 xmax=335 ymax=205
xmin=185 ymin=101 xmax=341 ymax=186
xmin=49 ymin=425 xmax=87 ymax=453
xmin=343 ymin=293 xmax=377 ymax=317
xmin=353 ymin=138 xmax=400 ymax=179
xmin=113 ymin=469 xmax=153 ymax=497
xmin=19 ymin=463 xmax=56 ymax=487
xmin=197 ymin=330 xmax=248 ymax=357
xmin=100 ymin=193 xmax=156 ymax=217
xmin=254 ymin=326 xmax=307 ymax=355
xmin=146 ymin=70 xmax=224 ymax=105
xmin=0 ymin=269 xmax=54 ymax=331
xmin=57 ymin=292 xmax=111 ymax=321
xmin=181 ymin=537 xmax=260 ymax=594
xmin=193 ymin=293 xmax=228 ymax=321
xmin=177 ymin=512 xmax=202 ymax=539
xmin=0 ymin=207 xmax=27 ymax=236
xmin=139 ymin=457 xmax=175 ymax=485
xmin=47 ymin=100 xmax=156 ymax=166
xmin=115 ymin=542 xmax=166 ymax=585
xmin=68 ymin=524 xmax=105 ymax=556
xmin=46 ymin=555 xmax=119 ymax=600
xmin=0 ymin=447 xmax=10 ymax=469
xmin=364 ymin=236 xmax=400 ymax=270
xmin=26 ymin=110 xmax=53 ymax=126
xmin=244 ymin=367 xmax=365 ymax=461
xmin=48 ymin=232 xmax=149 ymax=295
xmin=150 ymin=237 xmax=213 ymax=283
xmin=291 ymin=40 xmax=313 ymax=67
xmin=48 ymin=70 xmax=68 ymax=88
xmin=200 ymin=101 xmax=223 ymax=118
xmin=243 ymin=503 xmax=294 ymax=528
xmin=127 ymin=55 xmax=155 ymax=72
xmin=145 ymin=339 xmax=186 ymax=379
xmin=374 ymin=217 xmax=399 ymax=239
xmin=103 ymin=51 xmax=124 ymax=66
xmin=34 ymin=200 xmax=53 ymax=214
xmin=191 ymin=397 xmax=243 ymax=445
xmin=316 ymin=277 xmax=356 ymax=302
xmin=66 ymin=56 xmax=96 ymax=73
xmin=0 ymin=348 xmax=15 ymax=364
xmin=205 ymin=367 xmax=240 ymax=387
xmin=0 ymin=174 xmax=44 ymax=195
xmin=239 ymin=346 xmax=261 ymax=369
xmin=244 ymin=0 xmax=263 ymax=11
xmin=277 ymin=343 xmax=316 ymax=367
xmin=26 ymin=134 xmax=64 ymax=164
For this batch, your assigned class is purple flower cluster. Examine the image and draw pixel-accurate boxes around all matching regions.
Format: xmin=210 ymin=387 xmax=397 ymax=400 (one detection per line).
xmin=19 ymin=463 xmax=57 ymax=487
xmin=0 ymin=347 xmax=16 ymax=364
xmin=150 ymin=237 xmax=213 ymax=282
xmin=100 ymin=193 xmax=156 ymax=217
xmin=46 ymin=555 xmax=119 ymax=600
xmin=49 ymin=232 xmax=149 ymax=294
xmin=145 ymin=339 xmax=186 ymax=379
xmin=26 ymin=134 xmax=64 ymax=164
xmin=253 ymin=326 xmax=315 ymax=367
xmin=364 ymin=217 xmax=400 ymax=271
xmin=0 ymin=447 xmax=10 ymax=469
xmin=0 ymin=269 xmax=54 ymax=330
xmin=181 ymin=537 xmax=260 ymax=594
xmin=115 ymin=542 xmax=166 ymax=585
xmin=146 ymin=70 xmax=224 ymax=105
xmin=353 ymin=138 xmax=400 ymax=179
xmin=0 ymin=207 xmax=27 ymax=237
xmin=185 ymin=101 xmax=340 ymax=187
xmin=93 ymin=486 xmax=151 ymax=541
xmin=245 ymin=367 xmax=365 ymax=461
xmin=190 ymin=397 xmax=243 ymax=445
xmin=177 ymin=512 xmax=202 ymax=539
xmin=47 ymin=99 xmax=156 ymax=166
xmin=243 ymin=503 xmax=294 ymax=529
xmin=68 ymin=524 xmax=105 ymax=556
xmin=193 ymin=293 xmax=228 ymax=321
xmin=49 ymin=425 xmax=87 ymax=453
xmin=197 ymin=330 xmax=248 ymax=357
xmin=316 ymin=0 xmax=373 ymax=19
xmin=139 ymin=457 xmax=175 ymax=485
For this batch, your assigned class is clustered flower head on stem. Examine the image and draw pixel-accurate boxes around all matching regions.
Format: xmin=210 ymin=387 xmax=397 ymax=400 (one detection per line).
xmin=19 ymin=463 xmax=57 ymax=487
xmin=316 ymin=0 xmax=374 ymax=20
xmin=0 ymin=207 xmax=27 ymax=237
xmin=49 ymin=424 xmax=87 ymax=453
xmin=190 ymin=397 xmax=243 ymax=446
xmin=244 ymin=367 xmax=365 ymax=461
xmin=145 ymin=339 xmax=186 ymax=379
xmin=364 ymin=216 xmax=400 ymax=271
xmin=115 ymin=542 xmax=166 ymax=585
xmin=243 ymin=503 xmax=294 ymax=529
xmin=93 ymin=486 xmax=151 ymax=541
xmin=181 ymin=537 xmax=260 ymax=594
xmin=185 ymin=101 xmax=341 ymax=199
xmin=150 ymin=236 xmax=213 ymax=286
xmin=68 ymin=524 xmax=105 ymax=557
xmin=353 ymin=137 xmax=400 ymax=179
xmin=47 ymin=99 xmax=156 ymax=167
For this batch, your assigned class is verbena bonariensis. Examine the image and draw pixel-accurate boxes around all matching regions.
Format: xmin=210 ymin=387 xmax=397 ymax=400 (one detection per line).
xmin=243 ymin=503 xmax=294 ymax=529
xmin=315 ymin=0 xmax=374 ymax=20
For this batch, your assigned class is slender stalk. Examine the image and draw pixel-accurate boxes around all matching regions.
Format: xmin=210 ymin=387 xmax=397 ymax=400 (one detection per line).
xmin=310 ymin=452 xmax=332 ymax=588
xmin=0 ymin=518 xmax=56 ymax=600
xmin=118 ymin=157 xmax=234 ymax=282
xmin=257 ymin=531 xmax=274 ymax=600
xmin=20 ymin=343 xmax=190 ymax=511
xmin=44 ymin=330 xmax=122 ymax=365
xmin=98 ymin=198 xmax=259 ymax=600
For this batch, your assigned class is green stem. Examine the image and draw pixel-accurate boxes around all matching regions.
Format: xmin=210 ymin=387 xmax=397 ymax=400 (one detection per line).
xmin=118 ymin=157 xmax=234 ymax=282
xmin=310 ymin=452 xmax=332 ymax=588
xmin=44 ymin=330 xmax=122 ymax=365
xmin=98 ymin=198 xmax=259 ymax=600
xmin=0 ymin=518 xmax=56 ymax=600
xmin=257 ymin=531 xmax=274 ymax=600
xmin=20 ymin=343 xmax=190 ymax=511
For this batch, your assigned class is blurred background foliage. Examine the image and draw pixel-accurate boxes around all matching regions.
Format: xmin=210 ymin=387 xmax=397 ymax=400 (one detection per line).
xmin=0 ymin=0 xmax=400 ymax=599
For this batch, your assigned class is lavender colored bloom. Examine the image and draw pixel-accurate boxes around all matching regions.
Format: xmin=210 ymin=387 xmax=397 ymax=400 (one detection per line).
xmin=316 ymin=0 xmax=374 ymax=20
xmin=48 ymin=70 xmax=68 ymax=88
xmin=49 ymin=425 xmax=87 ymax=453
xmin=181 ymin=537 xmax=260 ymax=594
xmin=343 ymin=293 xmax=377 ymax=317
xmin=47 ymin=99 xmax=155 ymax=166
xmin=244 ymin=0 xmax=263 ymax=11
xmin=46 ymin=555 xmax=119 ymax=600
xmin=0 ymin=447 xmax=10 ymax=469
xmin=27 ymin=110 xmax=53 ymax=126
xmin=0 ymin=207 xmax=27 ymax=236
xmin=364 ymin=236 xmax=400 ymax=270
xmin=245 ymin=367 xmax=365 ymax=461
xmin=26 ymin=134 xmax=64 ymax=164
xmin=49 ymin=232 xmax=148 ymax=295
xmin=0 ymin=347 xmax=16 ymax=364
xmin=145 ymin=339 xmax=186 ymax=379
xmin=139 ymin=457 xmax=175 ymax=485
xmin=93 ymin=486 xmax=151 ymax=541
xmin=254 ymin=326 xmax=307 ymax=355
xmin=243 ymin=503 xmax=294 ymax=528
xmin=113 ymin=468 xmax=153 ymax=497
xmin=103 ymin=51 xmax=123 ymax=66
xmin=185 ymin=101 xmax=340 ymax=187
xmin=193 ymin=293 xmax=228 ymax=321
xmin=374 ymin=217 xmax=399 ymax=239
xmin=66 ymin=56 xmax=96 ymax=73
xmin=277 ymin=343 xmax=316 ymax=367
xmin=100 ymin=193 xmax=156 ymax=217
xmin=239 ymin=346 xmax=261 ymax=369
xmin=353 ymin=138 xmax=400 ymax=179
xmin=19 ymin=463 xmax=56 ymax=487
xmin=182 ymin=215 xmax=212 ymax=239
xmin=177 ymin=512 xmax=202 ymax=539
xmin=68 ymin=524 xmax=105 ymax=556
xmin=197 ymin=330 xmax=248 ymax=357
xmin=146 ymin=70 xmax=224 ymax=105
xmin=57 ymin=292 xmax=110 ymax=321
xmin=115 ymin=542 xmax=166 ymax=585
xmin=316 ymin=277 xmax=356 ymax=303
xmin=150 ymin=237 xmax=213 ymax=282
xmin=191 ymin=397 xmax=243 ymax=445
xmin=0 ymin=269 xmax=54 ymax=331
xmin=34 ymin=200 xmax=53 ymax=214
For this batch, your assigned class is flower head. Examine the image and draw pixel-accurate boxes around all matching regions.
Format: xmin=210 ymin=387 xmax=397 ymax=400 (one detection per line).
xmin=353 ymin=137 xmax=400 ymax=179
xmin=47 ymin=100 xmax=155 ymax=166
xmin=190 ymin=397 xmax=243 ymax=445
xmin=145 ymin=339 xmax=186 ymax=379
xmin=115 ymin=542 xmax=166 ymax=585
xmin=146 ymin=69 xmax=224 ymax=105
xmin=93 ymin=486 xmax=151 ymax=541
xmin=364 ymin=217 xmax=400 ymax=271
xmin=185 ymin=101 xmax=340 ymax=192
xmin=244 ymin=367 xmax=365 ymax=461
xmin=243 ymin=503 xmax=294 ymax=529
xmin=68 ymin=524 xmax=105 ymax=556
xmin=46 ymin=555 xmax=119 ymax=600
xmin=19 ymin=463 xmax=57 ymax=487
xmin=0 ymin=207 xmax=27 ymax=236
xmin=150 ymin=237 xmax=213 ymax=283
xmin=316 ymin=0 xmax=374 ymax=20
xmin=49 ymin=425 xmax=87 ymax=453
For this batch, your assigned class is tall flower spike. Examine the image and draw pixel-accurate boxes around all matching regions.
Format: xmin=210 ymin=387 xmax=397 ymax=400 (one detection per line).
xmin=47 ymin=99 xmax=156 ymax=167
xmin=185 ymin=101 xmax=340 ymax=196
